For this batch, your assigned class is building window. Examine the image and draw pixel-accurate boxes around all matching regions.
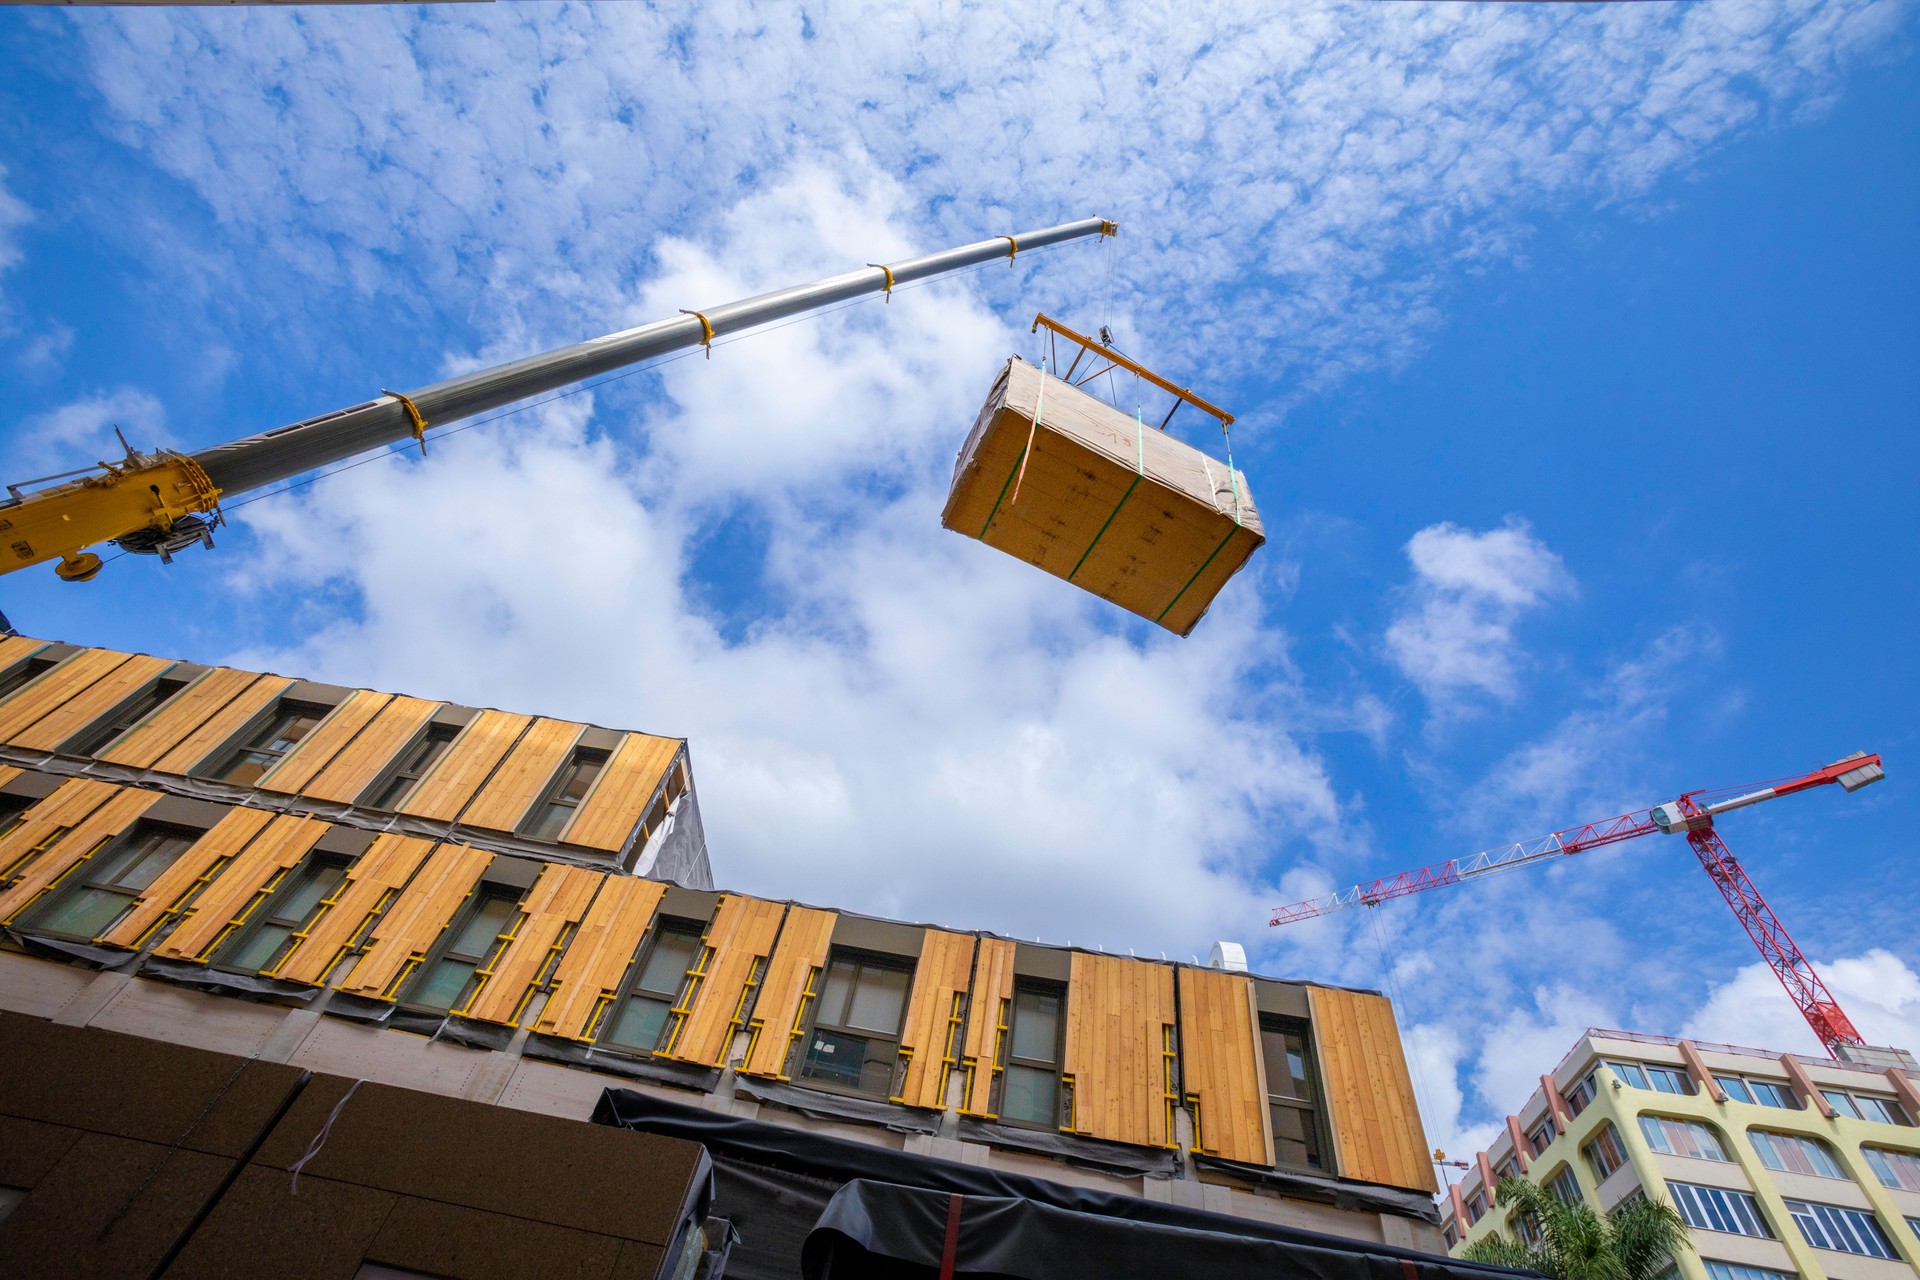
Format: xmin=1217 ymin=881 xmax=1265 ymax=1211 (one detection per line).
xmin=18 ymin=823 xmax=198 ymax=939
xmin=1716 ymin=1075 xmax=1752 ymax=1103
xmin=1442 ymin=1223 xmax=1458 ymax=1248
xmin=1638 ymin=1115 xmax=1728 ymax=1161
xmin=1907 ymin=1215 xmax=1920 ymax=1242
xmin=0 ymin=794 xmax=31 ymax=846
xmin=1528 ymin=1119 xmax=1556 ymax=1156
xmin=997 ymin=983 xmax=1064 ymax=1128
xmin=215 ymin=855 xmax=349 ymax=974
xmin=360 ymin=725 xmax=458 ymax=810
xmin=1824 ymin=1090 xmax=1910 ymax=1126
xmin=0 ymin=656 xmax=55 ymax=701
xmin=1785 ymin=1199 xmax=1896 ymax=1258
xmin=1749 ymin=1130 xmax=1845 ymax=1179
xmin=797 ymin=951 xmax=914 ymax=1098
xmin=598 ymin=922 xmax=702 ymax=1054
xmin=64 ymin=679 xmax=188 ymax=756
xmin=1565 ymin=1074 xmax=1598 ymax=1117
xmin=1864 ymin=1145 xmax=1920 ymax=1192
xmin=1669 ymin=1182 xmax=1772 ymax=1238
xmin=1703 ymin=1264 xmax=1795 ymax=1280
xmin=1259 ymin=1016 xmax=1328 ymax=1171
xmin=1607 ymin=1061 xmax=1649 ymax=1090
xmin=1584 ymin=1124 xmax=1629 ymax=1182
xmin=1514 ymin=1211 xmax=1543 ymax=1246
xmin=1496 ymin=1155 xmax=1520 ymax=1181
xmin=520 ymin=749 xmax=609 ymax=841
xmin=401 ymin=889 xmax=520 ymax=1012
xmin=1823 ymin=1089 xmax=1862 ymax=1119
xmin=206 ymin=702 xmax=329 ymax=786
xmin=1466 ymin=1191 xmax=1486 ymax=1224
xmin=1644 ymin=1065 xmax=1691 ymax=1095
xmin=1543 ymin=1165 xmax=1581 ymax=1206
xmin=1610 ymin=1188 xmax=1647 ymax=1216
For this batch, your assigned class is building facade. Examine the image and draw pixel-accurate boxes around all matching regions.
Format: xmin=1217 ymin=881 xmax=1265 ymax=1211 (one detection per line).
xmin=0 ymin=635 xmax=1450 ymax=1274
xmin=1444 ymin=1029 xmax=1920 ymax=1280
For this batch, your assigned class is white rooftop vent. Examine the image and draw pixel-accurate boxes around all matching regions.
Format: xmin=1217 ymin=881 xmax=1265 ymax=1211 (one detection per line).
xmin=1207 ymin=941 xmax=1248 ymax=973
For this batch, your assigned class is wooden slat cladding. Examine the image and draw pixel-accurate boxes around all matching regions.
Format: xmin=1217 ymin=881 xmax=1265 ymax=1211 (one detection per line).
xmin=152 ymin=817 xmax=331 ymax=961
xmin=100 ymin=808 xmax=277 ymax=949
xmin=1177 ymin=966 xmax=1272 ymax=1166
xmin=960 ymin=936 xmax=1016 ymax=1116
xmin=0 ymin=779 xmax=129 ymax=896
xmin=99 ymin=669 xmax=279 ymax=770
xmin=560 ymin=733 xmax=683 ymax=852
xmin=458 ymin=718 xmax=582 ymax=833
xmin=896 ymin=930 xmax=977 ymax=1110
xmin=335 ymin=844 xmax=494 ymax=999
xmin=1064 ymin=952 xmax=1177 ymax=1149
xmin=399 ymin=710 xmax=531 ymax=821
xmin=0 ymin=786 xmax=163 ymax=926
xmin=11 ymin=655 xmax=175 ymax=752
xmin=662 ymin=895 xmax=784 ymax=1068
xmin=534 ymin=876 xmax=667 ymax=1041
xmin=0 ymin=636 xmax=47 ymax=674
xmin=257 ymin=691 xmax=392 ymax=794
xmin=152 ymin=676 xmax=293 ymax=774
xmin=302 ymin=696 xmax=440 ymax=804
xmin=275 ymin=834 xmax=437 ymax=987
xmin=0 ymin=648 xmax=135 ymax=741
xmin=1307 ymin=985 xmax=1435 ymax=1193
xmin=463 ymin=863 xmax=602 ymax=1026
xmin=740 ymin=907 xmax=836 ymax=1079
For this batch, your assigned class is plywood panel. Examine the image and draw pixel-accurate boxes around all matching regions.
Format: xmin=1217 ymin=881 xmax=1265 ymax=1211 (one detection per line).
xmin=303 ymin=696 xmax=441 ymax=805
xmin=334 ymin=843 xmax=494 ymax=999
xmin=1307 ymin=985 xmax=1435 ymax=1193
xmin=1063 ymin=952 xmax=1176 ymax=1148
xmin=0 ymin=779 xmax=126 ymax=887
xmin=740 ymin=906 xmax=837 ymax=1079
xmin=154 ymin=816 xmax=332 ymax=961
xmin=0 ymin=786 xmax=164 ymax=927
xmin=458 ymin=717 xmax=583 ymax=833
xmin=1178 ymin=966 xmax=1271 ymax=1166
xmin=274 ymin=834 xmax=437 ymax=987
xmin=0 ymin=647 xmax=135 ymax=741
xmin=662 ymin=895 xmax=784 ymax=1068
xmin=559 ymin=733 xmax=683 ymax=852
xmin=897 ymin=929 xmax=977 ymax=1110
xmin=256 ymin=690 xmax=392 ymax=794
xmin=534 ymin=876 xmax=667 ymax=1041
xmin=100 ymin=807 xmax=277 ymax=949
xmin=960 ymin=936 xmax=1016 ymax=1116
xmin=398 ymin=710 xmax=532 ymax=822
xmin=10 ymin=654 xmax=175 ymax=752
xmin=463 ymin=863 xmax=603 ymax=1026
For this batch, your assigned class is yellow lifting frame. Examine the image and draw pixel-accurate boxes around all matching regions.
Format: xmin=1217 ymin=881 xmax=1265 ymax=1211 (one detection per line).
xmin=1029 ymin=313 xmax=1235 ymax=427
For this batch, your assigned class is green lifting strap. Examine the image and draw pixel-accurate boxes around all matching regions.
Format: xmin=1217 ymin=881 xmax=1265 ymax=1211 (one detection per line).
xmin=1067 ymin=405 xmax=1147 ymax=584
xmin=1156 ymin=452 xmax=1245 ymax=627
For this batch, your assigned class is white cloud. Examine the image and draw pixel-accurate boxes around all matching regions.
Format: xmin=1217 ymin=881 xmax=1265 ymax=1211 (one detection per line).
xmin=1683 ymin=948 xmax=1920 ymax=1059
xmin=14 ymin=388 xmax=171 ymax=475
xmin=1385 ymin=519 xmax=1573 ymax=712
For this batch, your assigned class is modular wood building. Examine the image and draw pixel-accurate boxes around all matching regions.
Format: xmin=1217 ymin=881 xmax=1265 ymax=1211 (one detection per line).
xmin=0 ymin=636 xmax=1451 ymax=1279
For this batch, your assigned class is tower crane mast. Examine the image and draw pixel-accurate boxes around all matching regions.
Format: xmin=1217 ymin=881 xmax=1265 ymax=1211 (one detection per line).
xmin=1269 ymin=753 xmax=1886 ymax=1056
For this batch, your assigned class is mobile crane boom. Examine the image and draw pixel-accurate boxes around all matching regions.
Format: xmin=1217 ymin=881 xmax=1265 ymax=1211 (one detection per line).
xmin=2 ymin=217 xmax=1116 ymax=582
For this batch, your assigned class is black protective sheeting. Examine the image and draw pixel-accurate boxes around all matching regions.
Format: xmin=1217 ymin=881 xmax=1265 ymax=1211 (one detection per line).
xmin=802 ymin=1179 xmax=1508 ymax=1280
xmin=593 ymin=1089 xmax=1533 ymax=1280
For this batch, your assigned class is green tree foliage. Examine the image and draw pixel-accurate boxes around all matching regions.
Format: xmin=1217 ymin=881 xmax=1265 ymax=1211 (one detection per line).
xmin=1460 ymin=1176 xmax=1689 ymax=1280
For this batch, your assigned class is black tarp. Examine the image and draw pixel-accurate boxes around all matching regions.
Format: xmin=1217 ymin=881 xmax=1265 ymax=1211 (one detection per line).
xmin=592 ymin=1088 xmax=1538 ymax=1280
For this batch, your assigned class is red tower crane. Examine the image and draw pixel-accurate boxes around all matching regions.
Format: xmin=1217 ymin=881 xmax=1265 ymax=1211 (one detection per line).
xmin=1268 ymin=753 xmax=1886 ymax=1056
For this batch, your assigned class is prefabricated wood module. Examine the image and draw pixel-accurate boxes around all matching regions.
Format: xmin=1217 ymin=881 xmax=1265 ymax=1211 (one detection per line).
xmin=942 ymin=357 xmax=1263 ymax=636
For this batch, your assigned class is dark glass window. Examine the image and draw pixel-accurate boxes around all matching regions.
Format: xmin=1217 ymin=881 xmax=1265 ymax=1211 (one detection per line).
xmin=997 ymin=983 xmax=1064 ymax=1127
xmin=216 ymin=855 xmax=349 ymax=974
xmin=599 ymin=923 xmax=703 ymax=1054
xmin=1260 ymin=1016 xmax=1328 ymax=1170
xmin=0 ymin=657 xmax=55 ymax=702
xmin=402 ymin=889 xmax=520 ymax=1012
xmin=207 ymin=702 xmax=329 ymax=786
xmin=520 ymin=749 xmax=609 ymax=841
xmin=64 ymin=679 xmax=188 ymax=757
xmin=360 ymin=724 xmax=458 ymax=810
xmin=797 ymin=952 xmax=913 ymax=1098
xmin=0 ymin=794 xmax=30 ymax=845
xmin=19 ymin=823 xmax=197 ymax=939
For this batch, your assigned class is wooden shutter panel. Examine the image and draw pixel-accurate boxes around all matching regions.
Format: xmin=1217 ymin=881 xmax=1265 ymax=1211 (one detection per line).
xmin=739 ymin=907 xmax=836 ymax=1079
xmin=0 ymin=786 xmax=164 ymax=926
xmin=98 ymin=668 xmax=265 ymax=767
xmin=301 ymin=696 xmax=440 ymax=804
xmin=534 ymin=875 xmax=667 ymax=1041
xmin=256 ymin=691 xmax=393 ymax=793
xmin=1306 ymin=985 xmax=1435 ymax=1192
xmin=274 ymin=834 xmax=438 ymax=987
xmin=959 ymin=936 xmax=1015 ymax=1116
xmin=0 ymin=648 xmax=135 ymax=742
xmin=559 ymin=734 xmax=683 ymax=851
xmin=1177 ymin=966 xmax=1272 ymax=1165
xmin=1062 ymin=952 xmax=1177 ymax=1148
xmin=461 ymin=863 xmax=603 ymax=1026
xmin=334 ymin=844 xmax=493 ymax=999
xmin=897 ymin=929 xmax=977 ymax=1110
xmin=152 ymin=816 xmax=332 ymax=962
xmin=11 ymin=654 xmax=174 ymax=751
xmin=101 ymin=807 xmax=277 ymax=949
xmin=661 ymin=895 xmax=784 ymax=1068
xmin=458 ymin=718 xmax=583 ymax=832
xmin=398 ymin=710 xmax=531 ymax=821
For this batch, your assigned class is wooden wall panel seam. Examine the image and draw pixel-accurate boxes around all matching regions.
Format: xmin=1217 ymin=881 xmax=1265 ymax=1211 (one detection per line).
xmin=0 ymin=787 xmax=165 ymax=926
xmin=98 ymin=806 xmax=279 ymax=949
xmin=302 ymin=696 xmax=441 ymax=805
xmin=533 ymin=875 xmax=667 ymax=1041
xmin=740 ymin=907 xmax=836 ymax=1079
xmin=9 ymin=654 xmax=175 ymax=752
xmin=457 ymin=719 xmax=585 ymax=834
xmin=0 ymin=649 xmax=136 ymax=742
xmin=256 ymin=690 xmax=393 ymax=795
xmin=151 ymin=676 xmax=295 ymax=775
xmin=461 ymin=863 xmax=601 ymax=1025
xmin=271 ymin=834 xmax=438 ymax=988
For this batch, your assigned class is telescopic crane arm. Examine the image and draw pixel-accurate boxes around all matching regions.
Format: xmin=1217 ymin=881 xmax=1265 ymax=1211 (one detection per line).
xmin=1 ymin=217 xmax=1117 ymax=583
xmin=1269 ymin=752 xmax=1886 ymax=1055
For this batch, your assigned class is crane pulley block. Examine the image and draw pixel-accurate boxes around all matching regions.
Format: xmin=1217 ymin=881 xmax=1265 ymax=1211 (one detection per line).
xmin=0 ymin=448 xmax=223 ymax=583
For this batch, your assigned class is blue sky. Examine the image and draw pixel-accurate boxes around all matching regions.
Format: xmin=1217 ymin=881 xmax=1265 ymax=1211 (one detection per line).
xmin=0 ymin=0 xmax=1915 ymax=1162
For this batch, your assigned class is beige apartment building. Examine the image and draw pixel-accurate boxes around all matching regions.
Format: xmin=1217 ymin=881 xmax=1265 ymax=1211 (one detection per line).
xmin=1445 ymin=1029 xmax=1920 ymax=1280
